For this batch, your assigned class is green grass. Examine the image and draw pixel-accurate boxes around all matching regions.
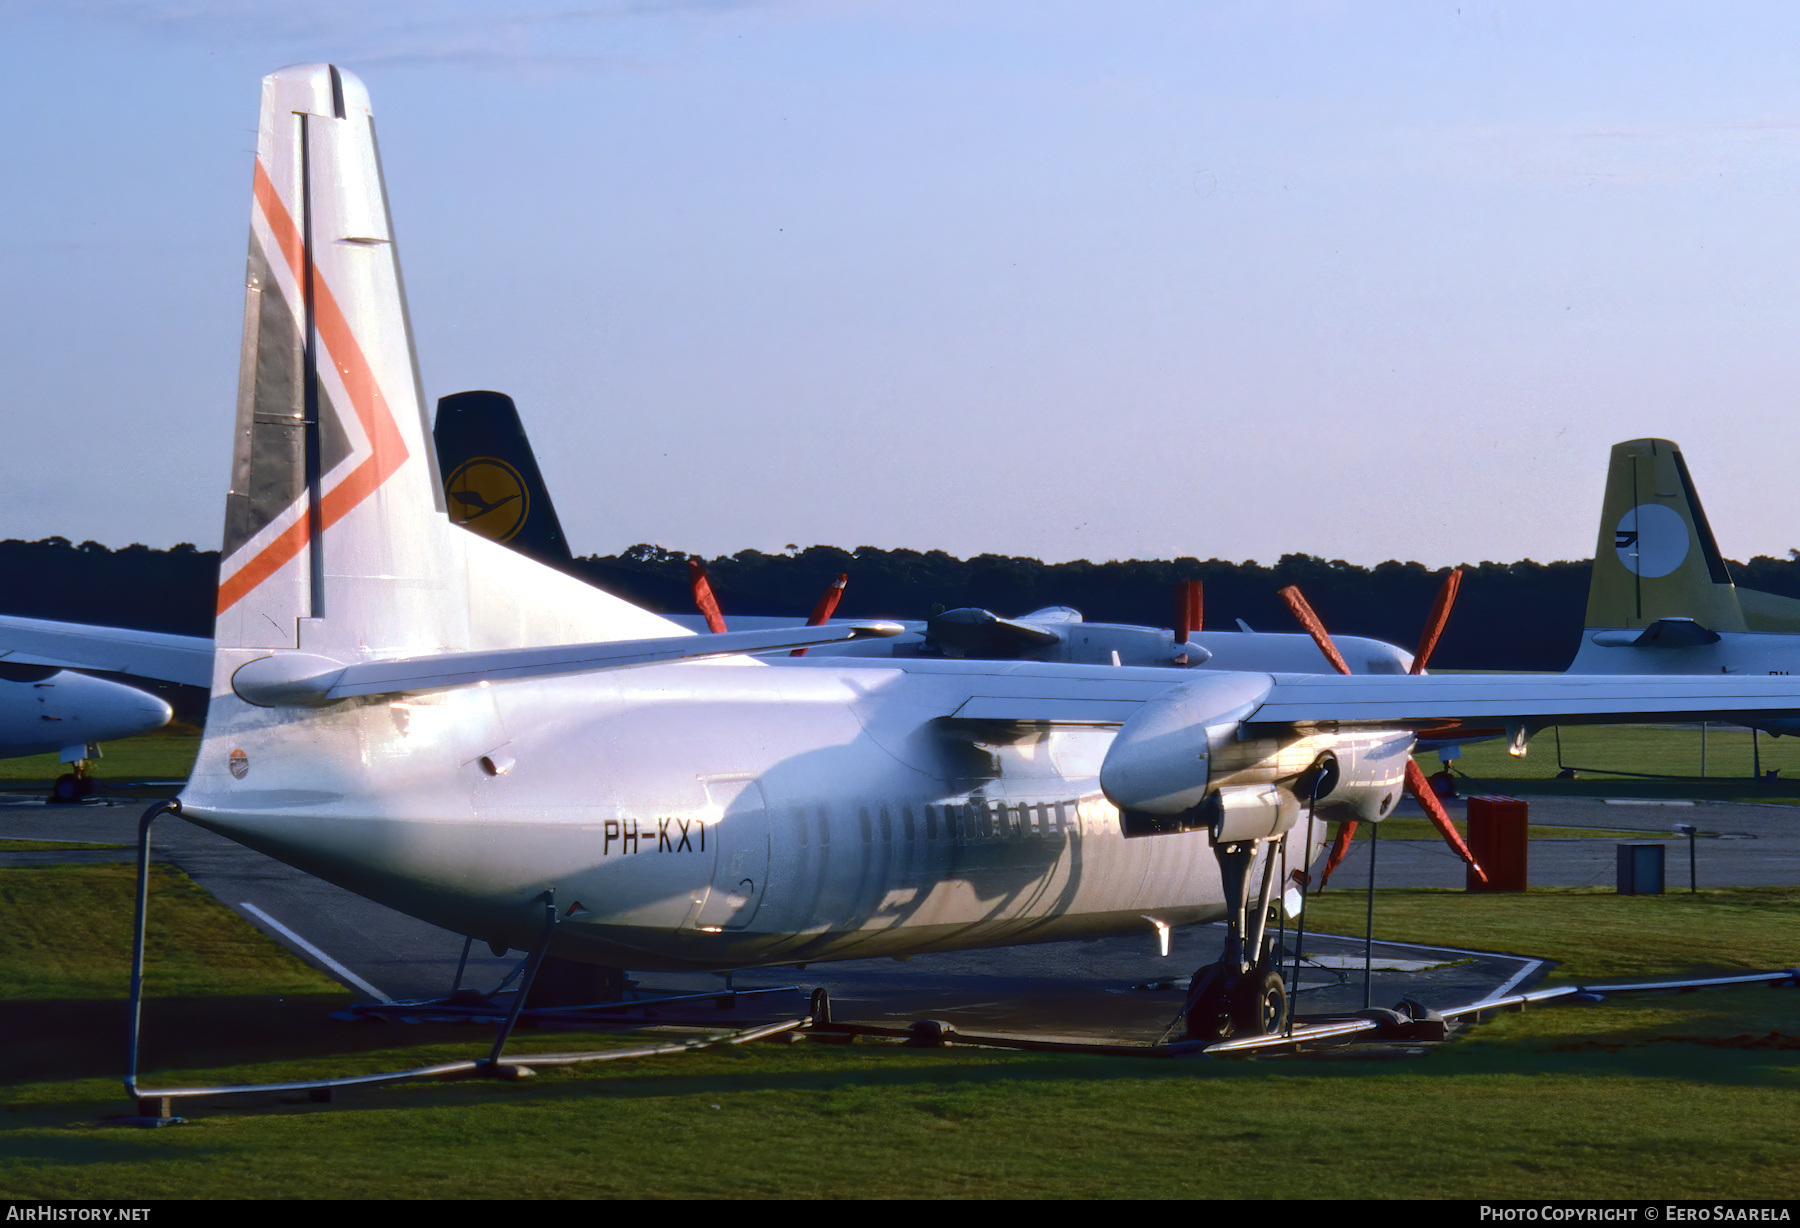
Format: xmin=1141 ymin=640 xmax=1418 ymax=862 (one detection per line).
xmin=0 ymin=730 xmax=199 ymax=785
xmin=0 ymin=863 xmax=338 ymax=1001
xmin=0 ymin=864 xmax=1795 ymax=1198
xmin=1302 ymin=885 xmax=1800 ymax=982
xmin=1441 ymin=723 xmax=1800 ymax=803
xmin=0 ymin=839 xmax=131 ymax=852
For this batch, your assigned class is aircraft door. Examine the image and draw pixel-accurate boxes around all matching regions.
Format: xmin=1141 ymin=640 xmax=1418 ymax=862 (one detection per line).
xmin=694 ymin=777 xmax=769 ymax=930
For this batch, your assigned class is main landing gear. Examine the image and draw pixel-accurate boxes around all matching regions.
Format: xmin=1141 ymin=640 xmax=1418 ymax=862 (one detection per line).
xmin=49 ymin=761 xmax=98 ymax=804
xmin=1180 ymin=760 xmax=1335 ymax=1042
xmin=1182 ymin=833 xmax=1291 ymax=1041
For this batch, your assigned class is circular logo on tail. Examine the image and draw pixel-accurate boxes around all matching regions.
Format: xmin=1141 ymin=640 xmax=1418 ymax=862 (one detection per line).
xmin=1614 ymin=502 xmax=1690 ymax=577
xmin=228 ymin=748 xmax=250 ymax=780
xmin=444 ymin=457 xmax=529 ymax=543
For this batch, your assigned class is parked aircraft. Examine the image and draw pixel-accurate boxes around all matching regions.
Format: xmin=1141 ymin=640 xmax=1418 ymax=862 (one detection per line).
xmin=433 ymin=389 xmax=1420 ymax=674
xmin=152 ymin=64 xmax=1800 ymax=1043
xmin=0 ymin=660 xmax=171 ymax=798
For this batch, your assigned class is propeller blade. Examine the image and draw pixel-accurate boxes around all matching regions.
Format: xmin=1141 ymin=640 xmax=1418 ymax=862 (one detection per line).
xmin=1410 ymin=569 xmax=1463 ymax=675
xmin=1404 ymin=757 xmax=1487 ymax=884
xmin=806 ymin=574 xmax=849 ymax=626
xmin=1318 ymin=820 xmax=1358 ymax=889
xmin=1174 ymin=580 xmax=1202 ymax=644
xmin=687 ymin=558 xmax=728 ymax=634
xmin=791 ymin=573 xmax=850 ymax=656
xmin=1172 ymin=580 xmax=1204 ymax=665
xmin=1277 ymin=585 xmax=1352 ymax=676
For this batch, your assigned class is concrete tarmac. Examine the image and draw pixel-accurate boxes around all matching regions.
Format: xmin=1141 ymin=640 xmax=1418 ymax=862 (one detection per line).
xmin=3 ymin=788 xmax=1792 ymax=1042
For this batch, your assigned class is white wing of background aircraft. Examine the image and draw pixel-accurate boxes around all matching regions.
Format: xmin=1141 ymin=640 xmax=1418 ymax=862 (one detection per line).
xmin=98 ymin=66 xmax=1800 ymax=1046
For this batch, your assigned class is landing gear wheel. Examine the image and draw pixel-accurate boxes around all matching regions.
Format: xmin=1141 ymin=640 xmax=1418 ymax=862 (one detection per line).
xmin=1231 ymin=967 xmax=1288 ymax=1037
xmin=1181 ymin=963 xmax=1239 ymax=1042
xmin=50 ymin=774 xmax=80 ymax=804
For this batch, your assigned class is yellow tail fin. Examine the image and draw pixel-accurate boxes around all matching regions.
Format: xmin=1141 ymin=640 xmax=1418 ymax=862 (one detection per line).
xmin=1584 ymin=439 xmax=1800 ymax=632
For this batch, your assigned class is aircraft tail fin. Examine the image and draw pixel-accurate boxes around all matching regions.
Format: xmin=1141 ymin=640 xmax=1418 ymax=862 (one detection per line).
xmin=1584 ymin=439 xmax=1747 ymax=632
xmin=212 ymin=65 xmax=677 ymax=684
xmin=433 ymin=391 xmax=574 ymax=570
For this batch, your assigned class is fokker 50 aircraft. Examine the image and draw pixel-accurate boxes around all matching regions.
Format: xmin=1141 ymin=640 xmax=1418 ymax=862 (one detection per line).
xmin=155 ymin=65 xmax=1800 ymax=1040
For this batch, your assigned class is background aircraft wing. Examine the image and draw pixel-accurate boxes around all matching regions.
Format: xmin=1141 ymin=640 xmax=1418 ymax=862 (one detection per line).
xmin=0 ymin=614 xmax=213 ymax=687
xmin=1248 ymin=671 xmax=1800 ymax=727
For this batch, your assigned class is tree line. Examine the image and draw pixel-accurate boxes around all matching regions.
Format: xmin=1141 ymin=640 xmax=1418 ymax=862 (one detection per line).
xmin=27 ymin=535 xmax=1800 ymax=673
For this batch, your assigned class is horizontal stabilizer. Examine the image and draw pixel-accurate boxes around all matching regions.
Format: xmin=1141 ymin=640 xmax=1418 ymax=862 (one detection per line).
xmin=0 ymin=615 xmax=213 ymax=687
xmin=1589 ymin=618 xmax=1722 ymax=649
xmin=928 ymin=608 xmax=1064 ymax=657
xmin=232 ymin=621 xmax=906 ymax=706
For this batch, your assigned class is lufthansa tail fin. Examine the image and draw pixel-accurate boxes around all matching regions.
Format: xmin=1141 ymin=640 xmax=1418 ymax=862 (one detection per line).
xmin=1585 ymin=439 xmax=1753 ymax=632
xmin=433 ymin=391 xmax=573 ymax=570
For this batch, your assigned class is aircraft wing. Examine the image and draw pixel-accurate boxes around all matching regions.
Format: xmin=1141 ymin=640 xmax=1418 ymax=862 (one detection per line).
xmin=1247 ymin=671 xmax=1800 ymax=727
xmin=232 ymin=622 xmax=907 ymax=706
xmin=0 ymin=614 xmax=213 ymax=687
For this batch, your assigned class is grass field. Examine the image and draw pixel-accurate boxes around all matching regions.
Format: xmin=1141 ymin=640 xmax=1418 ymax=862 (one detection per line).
xmin=0 ymin=727 xmax=198 ymax=786
xmin=1445 ymin=722 xmax=1800 ymax=804
xmin=0 ymin=862 xmax=1794 ymax=1199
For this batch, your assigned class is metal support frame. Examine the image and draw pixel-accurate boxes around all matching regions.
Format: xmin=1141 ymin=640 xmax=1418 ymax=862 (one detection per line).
xmin=1286 ymin=775 xmax=1323 ymax=1037
xmin=451 ymin=936 xmax=473 ymax=992
xmin=1363 ymin=819 xmax=1378 ymax=1010
xmin=484 ymin=890 xmax=557 ymax=1071
xmin=118 ymin=801 xmax=801 ymax=1123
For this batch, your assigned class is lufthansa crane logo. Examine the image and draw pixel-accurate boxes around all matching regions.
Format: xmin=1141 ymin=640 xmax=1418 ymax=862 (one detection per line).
xmin=444 ymin=457 xmax=530 ymax=543
xmin=1614 ymin=503 xmax=1689 ymax=578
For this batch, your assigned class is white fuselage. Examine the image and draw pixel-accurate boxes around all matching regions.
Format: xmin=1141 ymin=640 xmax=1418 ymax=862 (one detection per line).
xmin=180 ymin=657 xmax=1393 ymax=971
xmin=1569 ymin=631 xmax=1800 ymax=678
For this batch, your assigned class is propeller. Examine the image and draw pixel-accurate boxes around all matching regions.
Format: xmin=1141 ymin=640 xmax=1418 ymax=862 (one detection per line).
xmin=1173 ymin=580 xmax=1203 ymax=666
xmin=687 ymin=558 xmax=728 ymax=634
xmin=791 ymin=574 xmax=849 ymax=657
xmin=1276 ymin=573 xmax=1487 ymax=887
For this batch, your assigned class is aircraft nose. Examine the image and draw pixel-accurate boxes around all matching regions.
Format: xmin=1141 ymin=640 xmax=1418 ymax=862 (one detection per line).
xmin=66 ymin=675 xmax=174 ymax=741
xmin=133 ymin=688 xmax=175 ymax=730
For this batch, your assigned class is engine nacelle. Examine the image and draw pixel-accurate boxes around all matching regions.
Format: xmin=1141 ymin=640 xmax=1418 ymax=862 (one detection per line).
xmin=1103 ymin=673 xmax=1413 ymax=838
xmin=1099 ymin=672 xmax=1273 ymax=814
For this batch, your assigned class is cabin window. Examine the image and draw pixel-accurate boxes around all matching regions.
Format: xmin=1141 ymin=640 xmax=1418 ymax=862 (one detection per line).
xmin=945 ymin=806 xmax=960 ymax=840
xmin=923 ymin=805 xmax=937 ymax=840
xmin=879 ymin=805 xmax=893 ymax=842
xmin=817 ymin=806 xmax=831 ymax=847
xmin=859 ymin=807 xmax=873 ymax=843
xmin=794 ymin=808 xmax=808 ymax=846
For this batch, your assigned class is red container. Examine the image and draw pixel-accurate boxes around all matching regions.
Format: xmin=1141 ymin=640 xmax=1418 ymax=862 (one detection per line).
xmin=1466 ymin=795 xmax=1528 ymax=892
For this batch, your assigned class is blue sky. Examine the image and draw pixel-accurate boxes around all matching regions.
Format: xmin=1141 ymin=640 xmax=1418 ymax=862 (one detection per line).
xmin=6 ymin=2 xmax=1800 ymax=567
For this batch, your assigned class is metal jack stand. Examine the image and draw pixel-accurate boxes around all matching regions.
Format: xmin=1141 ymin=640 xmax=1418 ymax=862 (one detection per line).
xmin=116 ymin=802 xmax=761 ymax=1124
xmin=481 ymin=891 xmax=558 ymax=1078
xmin=123 ymin=799 xmax=183 ymax=1125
